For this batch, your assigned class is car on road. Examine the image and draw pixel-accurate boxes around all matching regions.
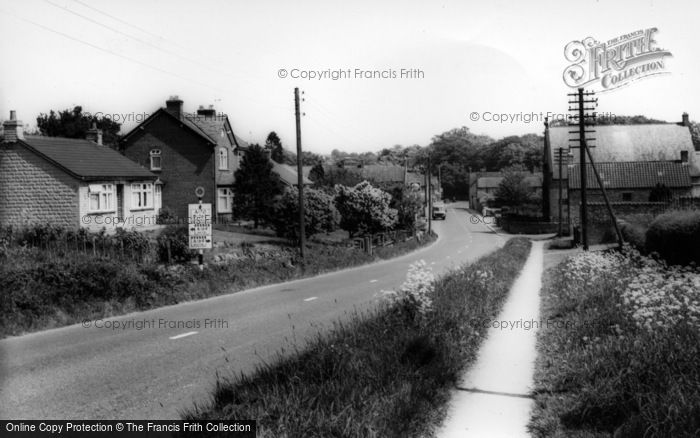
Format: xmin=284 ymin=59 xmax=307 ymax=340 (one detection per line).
xmin=432 ymin=203 xmax=446 ymax=220
xmin=482 ymin=207 xmax=502 ymax=218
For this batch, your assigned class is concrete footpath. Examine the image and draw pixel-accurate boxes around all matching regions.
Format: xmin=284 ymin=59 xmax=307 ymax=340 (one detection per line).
xmin=437 ymin=240 xmax=544 ymax=438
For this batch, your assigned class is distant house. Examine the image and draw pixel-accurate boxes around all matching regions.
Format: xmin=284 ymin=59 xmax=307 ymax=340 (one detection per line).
xmin=543 ymin=113 xmax=699 ymax=223
xmin=470 ymin=172 xmax=543 ymax=213
xmin=0 ymin=111 xmax=158 ymax=231
xmin=120 ymin=96 xmax=309 ymax=222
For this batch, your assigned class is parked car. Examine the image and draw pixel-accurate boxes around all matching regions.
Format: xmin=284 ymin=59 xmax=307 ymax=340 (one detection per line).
xmin=432 ymin=203 xmax=446 ymax=220
xmin=482 ymin=207 xmax=502 ymax=218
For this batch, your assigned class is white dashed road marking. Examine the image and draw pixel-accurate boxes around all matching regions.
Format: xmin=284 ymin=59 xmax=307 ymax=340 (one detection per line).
xmin=304 ymin=297 xmax=318 ymax=302
xmin=370 ymin=279 xmax=378 ymax=283
xmin=170 ymin=331 xmax=198 ymax=340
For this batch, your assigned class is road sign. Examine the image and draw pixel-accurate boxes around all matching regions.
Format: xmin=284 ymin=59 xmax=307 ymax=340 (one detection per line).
xmin=188 ymin=203 xmax=212 ymax=249
xmin=194 ymin=186 xmax=205 ymax=198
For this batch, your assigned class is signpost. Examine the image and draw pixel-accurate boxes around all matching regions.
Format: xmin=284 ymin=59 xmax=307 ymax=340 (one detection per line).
xmin=189 ymin=187 xmax=211 ymax=270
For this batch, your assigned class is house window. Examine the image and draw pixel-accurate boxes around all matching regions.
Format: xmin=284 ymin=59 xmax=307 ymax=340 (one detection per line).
xmin=150 ymin=149 xmax=162 ymax=170
xmin=622 ymin=192 xmax=633 ymax=201
xmin=217 ymin=188 xmax=233 ymax=213
xmin=132 ymin=183 xmax=154 ymax=209
xmin=219 ymin=148 xmax=228 ymax=170
xmin=88 ymin=184 xmax=115 ymax=212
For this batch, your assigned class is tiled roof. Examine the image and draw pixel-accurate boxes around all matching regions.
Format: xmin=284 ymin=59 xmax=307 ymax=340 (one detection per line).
xmin=20 ymin=136 xmax=156 ymax=180
xmin=273 ymin=162 xmax=312 ymax=186
xmin=181 ymin=113 xmax=248 ymax=149
xmin=569 ymin=161 xmax=692 ymax=189
xmin=548 ymin=123 xmax=699 ymax=178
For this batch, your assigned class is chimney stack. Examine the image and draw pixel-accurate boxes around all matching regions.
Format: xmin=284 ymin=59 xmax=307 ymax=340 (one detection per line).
xmin=682 ymin=112 xmax=690 ymax=126
xmin=86 ymin=122 xmax=103 ymax=145
xmin=196 ymin=104 xmax=216 ymax=118
xmin=2 ymin=110 xmax=24 ymax=143
xmin=165 ymin=95 xmax=183 ymax=119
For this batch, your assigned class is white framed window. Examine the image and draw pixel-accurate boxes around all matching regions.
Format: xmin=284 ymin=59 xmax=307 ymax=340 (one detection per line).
xmin=219 ymin=148 xmax=228 ymax=170
xmin=150 ymin=149 xmax=162 ymax=170
xmin=131 ymin=183 xmax=154 ymax=209
xmin=88 ymin=184 xmax=115 ymax=212
xmin=217 ymin=187 xmax=233 ymax=213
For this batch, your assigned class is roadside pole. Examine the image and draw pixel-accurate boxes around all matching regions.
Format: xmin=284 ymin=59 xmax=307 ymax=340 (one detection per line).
xmin=294 ymin=87 xmax=306 ymax=260
xmin=189 ymin=186 xmax=212 ymax=270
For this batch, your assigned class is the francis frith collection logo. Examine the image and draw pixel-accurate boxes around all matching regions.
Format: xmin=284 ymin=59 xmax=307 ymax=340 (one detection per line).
xmin=563 ymin=28 xmax=672 ymax=92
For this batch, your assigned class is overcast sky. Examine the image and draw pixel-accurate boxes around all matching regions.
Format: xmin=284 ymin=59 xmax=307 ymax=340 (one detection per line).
xmin=1 ymin=0 xmax=698 ymax=155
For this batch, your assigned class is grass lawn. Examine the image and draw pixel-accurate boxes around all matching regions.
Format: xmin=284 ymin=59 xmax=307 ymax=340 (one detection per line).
xmin=183 ymin=238 xmax=533 ymax=437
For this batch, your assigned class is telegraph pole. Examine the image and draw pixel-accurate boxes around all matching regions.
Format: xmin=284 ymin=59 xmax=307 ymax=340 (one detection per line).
xmin=568 ymin=88 xmax=596 ymax=250
xmin=294 ymin=87 xmax=305 ymax=259
xmin=557 ymin=147 xmax=564 ymax=236
xmin=427 ymin=153 xmax=432 ymax=235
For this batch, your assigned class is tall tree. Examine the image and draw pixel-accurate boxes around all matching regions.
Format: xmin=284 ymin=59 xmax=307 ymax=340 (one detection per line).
xmin=233 ymin=144 xmax=284 ymax=228
xmin=265 ymin=131 xmax=285 ymax=164
xmin=36 ymin=106 xmax=122 ymax=148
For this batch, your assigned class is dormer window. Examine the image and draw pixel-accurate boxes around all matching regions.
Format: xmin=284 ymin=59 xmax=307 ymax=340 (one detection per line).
xmin=150 ymin=149 xmax=162 ymax=170
xmin=219 ymin=148 xmax=229 ymax=170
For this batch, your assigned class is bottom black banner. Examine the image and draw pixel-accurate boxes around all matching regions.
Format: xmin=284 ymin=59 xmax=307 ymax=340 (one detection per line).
xmin=1 ymin=421 xmax=256 ymax=437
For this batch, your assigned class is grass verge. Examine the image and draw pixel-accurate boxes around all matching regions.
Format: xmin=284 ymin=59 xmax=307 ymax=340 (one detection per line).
xmin=530 ymin=247 xmax=700 ymax=437
xmin=183 ymin=238 xmax=532 ymax=437
xmin=0 ymin=234 xmax=435 ymax=338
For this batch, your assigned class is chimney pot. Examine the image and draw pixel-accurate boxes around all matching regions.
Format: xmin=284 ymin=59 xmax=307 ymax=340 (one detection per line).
xmin=196 ymin=104 xmax=216 ymax=117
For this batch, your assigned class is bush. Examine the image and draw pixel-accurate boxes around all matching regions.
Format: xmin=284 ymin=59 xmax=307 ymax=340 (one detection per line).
xmin=335 ymin=181 xmax=398 ymax=237
xmin=156 ymin=207 xmax=177 ymax=225
xmin=156 ymin=225 xmax=195 ymax=263
xmin=618 ymin=220 xmax=647 ymax=252
xmin=271 ymin=187 xmax=338 ymax=239
xmin=645 ymin=210 xmax=700 ymax=265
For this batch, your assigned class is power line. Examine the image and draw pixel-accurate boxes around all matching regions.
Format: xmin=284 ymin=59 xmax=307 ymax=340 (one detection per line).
xmin=44 ymin=0 xmax=239 ymax=81
xmin=1 ymin=8 xmax=228 ymax=95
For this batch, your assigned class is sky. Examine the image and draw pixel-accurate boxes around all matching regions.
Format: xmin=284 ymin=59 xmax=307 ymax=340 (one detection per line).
xmin=1 ymin=0 xmax=698 ymax=155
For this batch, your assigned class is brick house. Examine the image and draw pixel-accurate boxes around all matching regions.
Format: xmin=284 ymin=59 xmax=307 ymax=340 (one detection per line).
xmin=120 ymin=96 xmax=309 ymax=222
xmin=543 ymin=113 xmax=700 ymax=223
xmin=0 ymin=111 xmax=159 ymax=231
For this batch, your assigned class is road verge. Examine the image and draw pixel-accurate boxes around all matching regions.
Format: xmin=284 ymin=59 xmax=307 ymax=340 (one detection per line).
xmin=183 ymin=238 xmax=532 ymax=437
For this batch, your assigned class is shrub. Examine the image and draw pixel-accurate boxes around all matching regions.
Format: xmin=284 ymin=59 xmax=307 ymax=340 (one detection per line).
xmin=113 ymin=228 xmax=152 ymax=254
xmin=156 ymin=206 xmax=177 ymax=225
xmin=271 ymin=187 xmax=338 ymax=239
xmin=156 ymin=225 xmax=195 ymax=263
xmin=645 ymin=210 xmax=700 ymax=265
xmin=334 ymin=181 xmax=398 ymax=237
xmin=618 ymin=219 xmax=647 ymax=252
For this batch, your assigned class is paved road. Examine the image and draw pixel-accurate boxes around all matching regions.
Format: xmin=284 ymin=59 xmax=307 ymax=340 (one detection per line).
xmin=0 ymin=203 xmax=506 ymax=419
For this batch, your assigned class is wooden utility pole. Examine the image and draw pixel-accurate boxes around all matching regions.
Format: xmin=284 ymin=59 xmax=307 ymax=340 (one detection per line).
xmin=427 ymin=153 xmax=432 ymax=234
xmin=557 ymin=147 xmax=564 ymax=236
xmin=568 ymin=88 xmax=596 ymax=250
xmin=294 ymin=87 xmax=305 ymax=259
